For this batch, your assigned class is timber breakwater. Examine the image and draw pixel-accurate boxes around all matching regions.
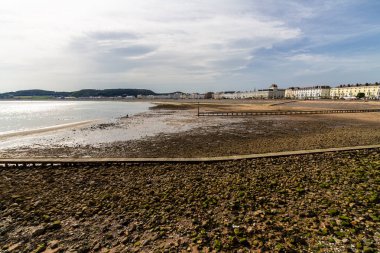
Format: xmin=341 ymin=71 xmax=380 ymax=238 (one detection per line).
xmin=198 ymin=108 xmax=380 ymax=117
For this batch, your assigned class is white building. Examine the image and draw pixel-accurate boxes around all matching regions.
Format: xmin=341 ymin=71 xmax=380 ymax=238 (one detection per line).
xmin=284 ymin=88 xmax=296 ymax=99
xmin=213 ymin=92 xmax=224 ymax=99
xmin=214 ymin=84 xmax=285 ymax=99
xmin=330 ymin=84 xmax=380 ymax=99
xmin=250 ymin=84 xmax=285 ymax=99
xmin=220 ymin=91 xmax=242 ymax=99
xmin=285 ymin=86 xmax=330 ymax=99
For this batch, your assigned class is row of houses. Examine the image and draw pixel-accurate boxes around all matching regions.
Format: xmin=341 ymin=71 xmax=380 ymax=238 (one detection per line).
xmin=214 ymin=83 xmax=380 ymax=100
xmin=137 ymin=93 xmax=183 ymax=99
xmin=214 ymin=84 xmax=286 ymax=99
xmin=285 ymin=86 xmax=332 ymax=99
xmin=330 ymin=85 xmax=380 ymax=100
xmin=286 ymin=84 xmax=380 ymax=99
xmin=133 ymin=83 xmax=380 ymax=100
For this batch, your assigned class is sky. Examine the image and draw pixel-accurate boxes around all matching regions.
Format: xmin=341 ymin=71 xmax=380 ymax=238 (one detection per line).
xmin=0 ymin=0 xmax=379 ymax=93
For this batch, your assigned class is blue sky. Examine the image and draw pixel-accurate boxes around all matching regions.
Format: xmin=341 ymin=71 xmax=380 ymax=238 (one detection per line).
xmin=0 ymin=0 xmax=379 ymax=93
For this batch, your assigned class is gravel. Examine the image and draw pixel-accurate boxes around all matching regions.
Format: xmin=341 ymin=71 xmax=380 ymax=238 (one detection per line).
xmin=1 ymin=149 xmax=379 ymax=252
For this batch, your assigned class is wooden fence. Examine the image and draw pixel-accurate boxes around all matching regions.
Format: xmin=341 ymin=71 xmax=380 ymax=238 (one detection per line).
xmin=198 ymin=108 xmax=380 ymax=117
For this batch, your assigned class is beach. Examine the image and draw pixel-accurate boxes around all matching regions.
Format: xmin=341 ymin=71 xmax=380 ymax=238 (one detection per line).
xmin=1 ymin=99 xmax=380 ymax=252
xmin=2 ymin=100 xmax=380 ymax=158
xmin=2 ymin=0 xmax=380 ymax=251
xmin=0 ymin=121 xmax=96 ymax=141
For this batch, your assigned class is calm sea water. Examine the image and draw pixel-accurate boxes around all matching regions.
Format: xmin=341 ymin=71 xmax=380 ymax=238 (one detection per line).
xmin=0 ymin=100 xmax=151 ymax=134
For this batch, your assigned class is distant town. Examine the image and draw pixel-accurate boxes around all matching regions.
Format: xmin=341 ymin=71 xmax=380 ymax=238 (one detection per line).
xmin=211 ymin=83 xmax=380 ymax=100
xmin=1 ymin=82 xmax=379 ymax=100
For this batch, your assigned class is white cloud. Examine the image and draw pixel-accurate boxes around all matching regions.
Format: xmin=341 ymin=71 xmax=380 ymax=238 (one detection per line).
xmin=287 ymin=54 xmax=333 ymax=62
xmin=0 ymin=0 xmax=301 ymax=91
xmin=272 ymin=52 xmax=380 ymax=85
xmin=1 ymin=0 xmax=378 ymax=92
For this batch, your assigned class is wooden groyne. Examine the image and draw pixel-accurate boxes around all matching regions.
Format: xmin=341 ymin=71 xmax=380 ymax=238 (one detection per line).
xmin=1 ymin=144 xmax=379 ymax=168
xmin=198 ymin=108 xmax=380 ymax=117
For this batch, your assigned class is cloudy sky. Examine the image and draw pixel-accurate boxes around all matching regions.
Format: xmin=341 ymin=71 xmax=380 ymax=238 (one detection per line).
xmin=0 ymin=0 xmax=379 ymax=93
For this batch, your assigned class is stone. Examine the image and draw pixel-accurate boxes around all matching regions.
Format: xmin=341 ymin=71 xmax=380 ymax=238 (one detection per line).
xmin=48 ymin=240 xmax=60 ymax=249
xmin=31 ymin=226 xmax=46 ymax=237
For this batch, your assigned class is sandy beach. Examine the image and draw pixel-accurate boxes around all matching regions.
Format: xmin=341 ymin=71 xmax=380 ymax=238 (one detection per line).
xmin=2 ymin=0 xmax=380 ymax=251
xmin=0 ymin=120 xmax=96 ymax=141
xmin=1 ymin=100 xmax=379 ymax=252
xmin=2 ymin=100 xmax=380 ymax=159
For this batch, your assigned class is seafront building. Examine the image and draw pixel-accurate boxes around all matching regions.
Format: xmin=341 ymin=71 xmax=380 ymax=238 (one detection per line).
xmin=284 ymin=88 xmax=295 ymax=99
xmin=215 ymin=84 xmax=285 ymax=99
xmin=135 ymin=82 xmax=380 ymax=100
xmin=217 ymin=91 xmax=236 ymax=99
xmin=250 ymin=84 xmax=285 ymax=99
xmin=213 ymin=91 xmax=242 ymax=99
xmin=213 ymin=83 xmax=380 ymax=100
xmin=137 ymin=92 xmax=183 ymax=99
xmin=285 ymin=86 xmax=331 ymax=99
xmin=330 ymin=84 xmax=380 ymax=99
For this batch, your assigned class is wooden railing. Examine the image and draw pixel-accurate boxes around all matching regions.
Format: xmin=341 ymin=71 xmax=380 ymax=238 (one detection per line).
xmin=198 ymin=109 xmax=380 ymax=117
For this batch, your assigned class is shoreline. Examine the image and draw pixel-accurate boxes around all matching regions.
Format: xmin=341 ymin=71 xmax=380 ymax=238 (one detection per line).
xmin=0 ymin=120 xmax=97 ymax=141
xmin=1 ymin=100 xmax=379 ymax=252
xmin=1 ymin=100 xmax=380 ymax=158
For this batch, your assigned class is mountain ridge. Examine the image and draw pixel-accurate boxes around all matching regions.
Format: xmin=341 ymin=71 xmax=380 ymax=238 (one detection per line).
xmin=0 ymin=88 xmax=160 ymax=98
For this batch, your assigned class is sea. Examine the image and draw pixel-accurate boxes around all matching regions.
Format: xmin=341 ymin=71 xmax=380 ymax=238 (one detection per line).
xmin=0 ymin=100 xmax=151 ymax=135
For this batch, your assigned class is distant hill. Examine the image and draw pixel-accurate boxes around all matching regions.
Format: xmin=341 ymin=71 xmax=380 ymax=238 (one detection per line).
xmin=0 ymin=89 xmax=157 ymax=98
xmin=70 ymin=89 xmax=156 ymax=98
xmin=0 ymin=89 xmax=70 ymax=98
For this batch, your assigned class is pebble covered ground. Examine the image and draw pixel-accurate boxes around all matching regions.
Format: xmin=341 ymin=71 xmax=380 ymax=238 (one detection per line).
xmin=1 ymin=149 xmax=379 ymax=252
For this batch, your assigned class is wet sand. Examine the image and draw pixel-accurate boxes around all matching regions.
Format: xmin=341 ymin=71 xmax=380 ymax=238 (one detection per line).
xmin=2 ymin=100 xmax=379 ymax=159
xmin=0 ymin=109 xmax=245 ymax=156
xmin=153 ymin=99 xmax=380 ymax=112
xmin=0 ymin=120 xmax=96 ymax=141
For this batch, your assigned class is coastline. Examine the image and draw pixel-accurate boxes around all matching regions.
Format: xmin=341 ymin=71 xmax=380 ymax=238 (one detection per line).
xmin=1 ymin=100 xmax=380 ymax=158
xmin=0 ymin=120 xmax=97 ymax=141
xmin=0 ymin=100 xmax=154 ymax=150
xmin=1 ymin=100 xmax=379 ymax=252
